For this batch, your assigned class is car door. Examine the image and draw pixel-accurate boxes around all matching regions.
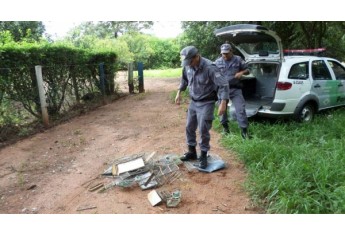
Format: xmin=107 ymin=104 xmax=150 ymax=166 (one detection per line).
xmin=310 ymin=59 xmax=339 ymax=109
xmin=326 ymin=59 xmax=345 ymax=105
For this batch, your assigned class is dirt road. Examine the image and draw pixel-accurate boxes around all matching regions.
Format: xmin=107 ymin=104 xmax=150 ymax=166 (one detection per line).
xmin=0 ymin=76 xmax=259 ymax=214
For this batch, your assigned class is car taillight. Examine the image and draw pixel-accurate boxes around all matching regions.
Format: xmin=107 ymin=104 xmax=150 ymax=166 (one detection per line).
xmin=276 ymin=82 xmax=292 ymax=90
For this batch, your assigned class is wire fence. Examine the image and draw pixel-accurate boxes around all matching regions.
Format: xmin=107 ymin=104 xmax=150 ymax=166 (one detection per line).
xmin=0 ymin=63 xmax=122 ymax=145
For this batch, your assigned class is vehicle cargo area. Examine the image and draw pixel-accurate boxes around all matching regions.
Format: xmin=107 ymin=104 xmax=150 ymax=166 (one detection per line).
xmin=241 ymin=63 xmax=279 ymax=107
xmin=228 ymin=62 xmax=280 ymax=118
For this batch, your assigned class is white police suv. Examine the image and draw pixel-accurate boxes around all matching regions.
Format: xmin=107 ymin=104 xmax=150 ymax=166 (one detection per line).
xmin=215 ymin=24 xmax=345 ymax=122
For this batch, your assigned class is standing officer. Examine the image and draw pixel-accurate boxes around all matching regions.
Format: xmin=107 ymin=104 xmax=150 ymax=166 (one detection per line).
xmin=215 ymin=43 xmax=250 ymax=139
xmin=175 ymin=46 xmax=229 ymax=169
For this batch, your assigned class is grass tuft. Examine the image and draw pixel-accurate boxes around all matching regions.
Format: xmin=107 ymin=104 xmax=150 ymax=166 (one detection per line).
xmin=216 ymin=107 xmax=345 ymax=213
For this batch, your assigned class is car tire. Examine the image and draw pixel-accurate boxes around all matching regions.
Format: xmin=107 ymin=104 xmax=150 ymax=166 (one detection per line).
xmin=294 ymin=103 xmax=315 ymax=123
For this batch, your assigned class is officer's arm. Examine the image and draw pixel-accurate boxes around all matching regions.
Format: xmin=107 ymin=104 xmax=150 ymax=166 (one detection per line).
xmin=175 ymin=90 xmax=182 ymax=105
xmin=235 ymin=69 xmax=249 ymax=79
xmin=218 ymin=99 xmax=227 ymax=116
xmin=176 ymin=67 xmax=188 ymax=105
xmin=235 ymin=59 xmax=249 ymax=79
xmin=210 ymin=65 xmax=228 ymax=115
xmin=178 ymin=67 xmax=188 ymax=91
xmin=210 ymin=65 xmax=229 ymax=100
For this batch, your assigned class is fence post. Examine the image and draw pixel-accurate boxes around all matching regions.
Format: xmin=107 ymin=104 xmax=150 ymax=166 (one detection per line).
xmin=98 ymin=63 xmax=107 ymax=104
xmin=138 ymin=62 xmax=144 ymax=93
xmin=128 ymin=62 xmax=134 ymax=94
xmin=35 ymin=65 xmax=49 ymax=128
xmin=99 ymin=63 xmax=106 ymax=95
xmin=71 ymin=66 xmax=80 ymax=103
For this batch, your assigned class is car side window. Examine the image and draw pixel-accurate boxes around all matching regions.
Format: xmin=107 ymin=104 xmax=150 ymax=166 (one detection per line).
xmin=312 ymin=60 xmax=332 ymax=80
xmin=288 ymin=62 xmax=309 ymax=79
xmin=327 ymin=60 xmax=345 ymax=80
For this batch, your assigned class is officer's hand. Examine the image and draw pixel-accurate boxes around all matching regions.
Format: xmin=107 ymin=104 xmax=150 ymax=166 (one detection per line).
xmin=234 ymin=72 xmax=242 ymax=79
xmin=175 ymin=91 xmax=181 ymax=105
xmin=218 ymin=100 xmax=227 ymax=115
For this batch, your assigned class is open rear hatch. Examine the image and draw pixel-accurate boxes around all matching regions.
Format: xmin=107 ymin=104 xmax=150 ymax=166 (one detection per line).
xmin=214 ymin=24 xmax=283 ymax=118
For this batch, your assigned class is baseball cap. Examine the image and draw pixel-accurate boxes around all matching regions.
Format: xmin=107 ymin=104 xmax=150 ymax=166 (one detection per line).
xmin=220 ymin=43 xmax=232 ymax=54
xmin=180 ymin=46 xmax=198 ymax=66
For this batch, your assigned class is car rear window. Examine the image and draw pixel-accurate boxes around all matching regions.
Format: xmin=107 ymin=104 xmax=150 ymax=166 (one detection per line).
xmin=288 ymin=62 xmax=309 ymax=79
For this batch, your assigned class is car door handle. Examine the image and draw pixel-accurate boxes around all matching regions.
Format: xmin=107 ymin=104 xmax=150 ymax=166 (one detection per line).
xmin=314 ymin=84 xmax=321 ymax=88
xmin=338 ymin=83 xmax=343 ymax=87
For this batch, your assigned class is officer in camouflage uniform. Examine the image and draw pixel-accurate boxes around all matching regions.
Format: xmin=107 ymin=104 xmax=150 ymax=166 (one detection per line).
xmin=175 ymin=46 xmax=229 ymax=169
xmin=215 ymin=43 xmax=250 ymax=139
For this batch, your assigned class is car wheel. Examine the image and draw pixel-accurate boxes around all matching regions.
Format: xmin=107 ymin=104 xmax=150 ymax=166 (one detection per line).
xmin=294 ymin=103 xmax=315 ymax=122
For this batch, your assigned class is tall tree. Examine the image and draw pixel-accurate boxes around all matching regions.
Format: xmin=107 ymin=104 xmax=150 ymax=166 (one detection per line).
xmin=180 ymin=21 xmax=246 ymax=60
xmin=299 ymin=22 xmax=327 ymax=48
xmin=181 ymin=21 xmax=222 ymax=60
xmin=97 ymin=21 xmax=154 ymax=38
xmin=264 ymin=21 xmax=328 ymax=49
xmin=0 ymin=21 xmax=45 ymax=42
xmin=264 ymin=21 xmax=345 ymax=60
xmin=263 ymin=22 xmax=298 ymax=48
xmin=66 ymin=21 xmax=154 ymax=39
xmin=181 ymin=21 xmax=345 ymax=61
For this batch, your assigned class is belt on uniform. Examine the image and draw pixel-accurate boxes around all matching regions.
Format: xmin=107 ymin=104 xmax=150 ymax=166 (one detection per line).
xmin=230 ymin=81 xmax=243 ymax=89
xmin=230 ymin=85 xmax=243 ymax=89
xmin=191 ymin=92 xmax=218 ymax=102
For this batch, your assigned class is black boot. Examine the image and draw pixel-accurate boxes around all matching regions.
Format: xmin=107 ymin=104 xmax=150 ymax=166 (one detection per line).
xmin=222 ymin=123 xmax=230 ymax=134
xmin=194 ymin=151 xmax=208 ymax=169
xmin=241 ymin=128 xmax=251 ymax=139
xmin=180 ymin=145 xmax=197 ymax=161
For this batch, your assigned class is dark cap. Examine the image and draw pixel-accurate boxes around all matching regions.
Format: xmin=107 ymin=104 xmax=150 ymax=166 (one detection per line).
xmin=180 ymin=46 xmax=198 ymax=66
xmin=220 ymin=43 xmax=232 ymax=53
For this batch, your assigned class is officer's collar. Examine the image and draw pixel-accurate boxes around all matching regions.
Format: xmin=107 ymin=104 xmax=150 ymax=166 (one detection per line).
xmin=191 ymin=57 xmax=206 ymax=71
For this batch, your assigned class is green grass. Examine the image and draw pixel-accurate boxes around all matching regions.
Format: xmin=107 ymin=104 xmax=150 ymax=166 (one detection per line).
xmin=134 ymin=68 xmax=182 ymax=79
xmin=163 ymin=64 xmax=345 ymax=213
xmin=214 ymin=107 xmax=345 ymax=213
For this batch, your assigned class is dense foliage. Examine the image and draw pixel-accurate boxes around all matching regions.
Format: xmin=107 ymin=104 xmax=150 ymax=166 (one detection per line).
xmin=49 ymin=21 xmax=345 ymax=70
xmin=2 ymin=21 xmax=344 ymax=70
xmin=63 ymin=21 xmax=180 ymax=69
xmin=0 ymin=42 xmax=117 ymax=120
xmin=181 ymin=21 xmax=345 ymax=62
xmin=67 ymin=21 xmax=154 ymax=39
xmin=0 ymin=21 xmax=45 ymax=42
